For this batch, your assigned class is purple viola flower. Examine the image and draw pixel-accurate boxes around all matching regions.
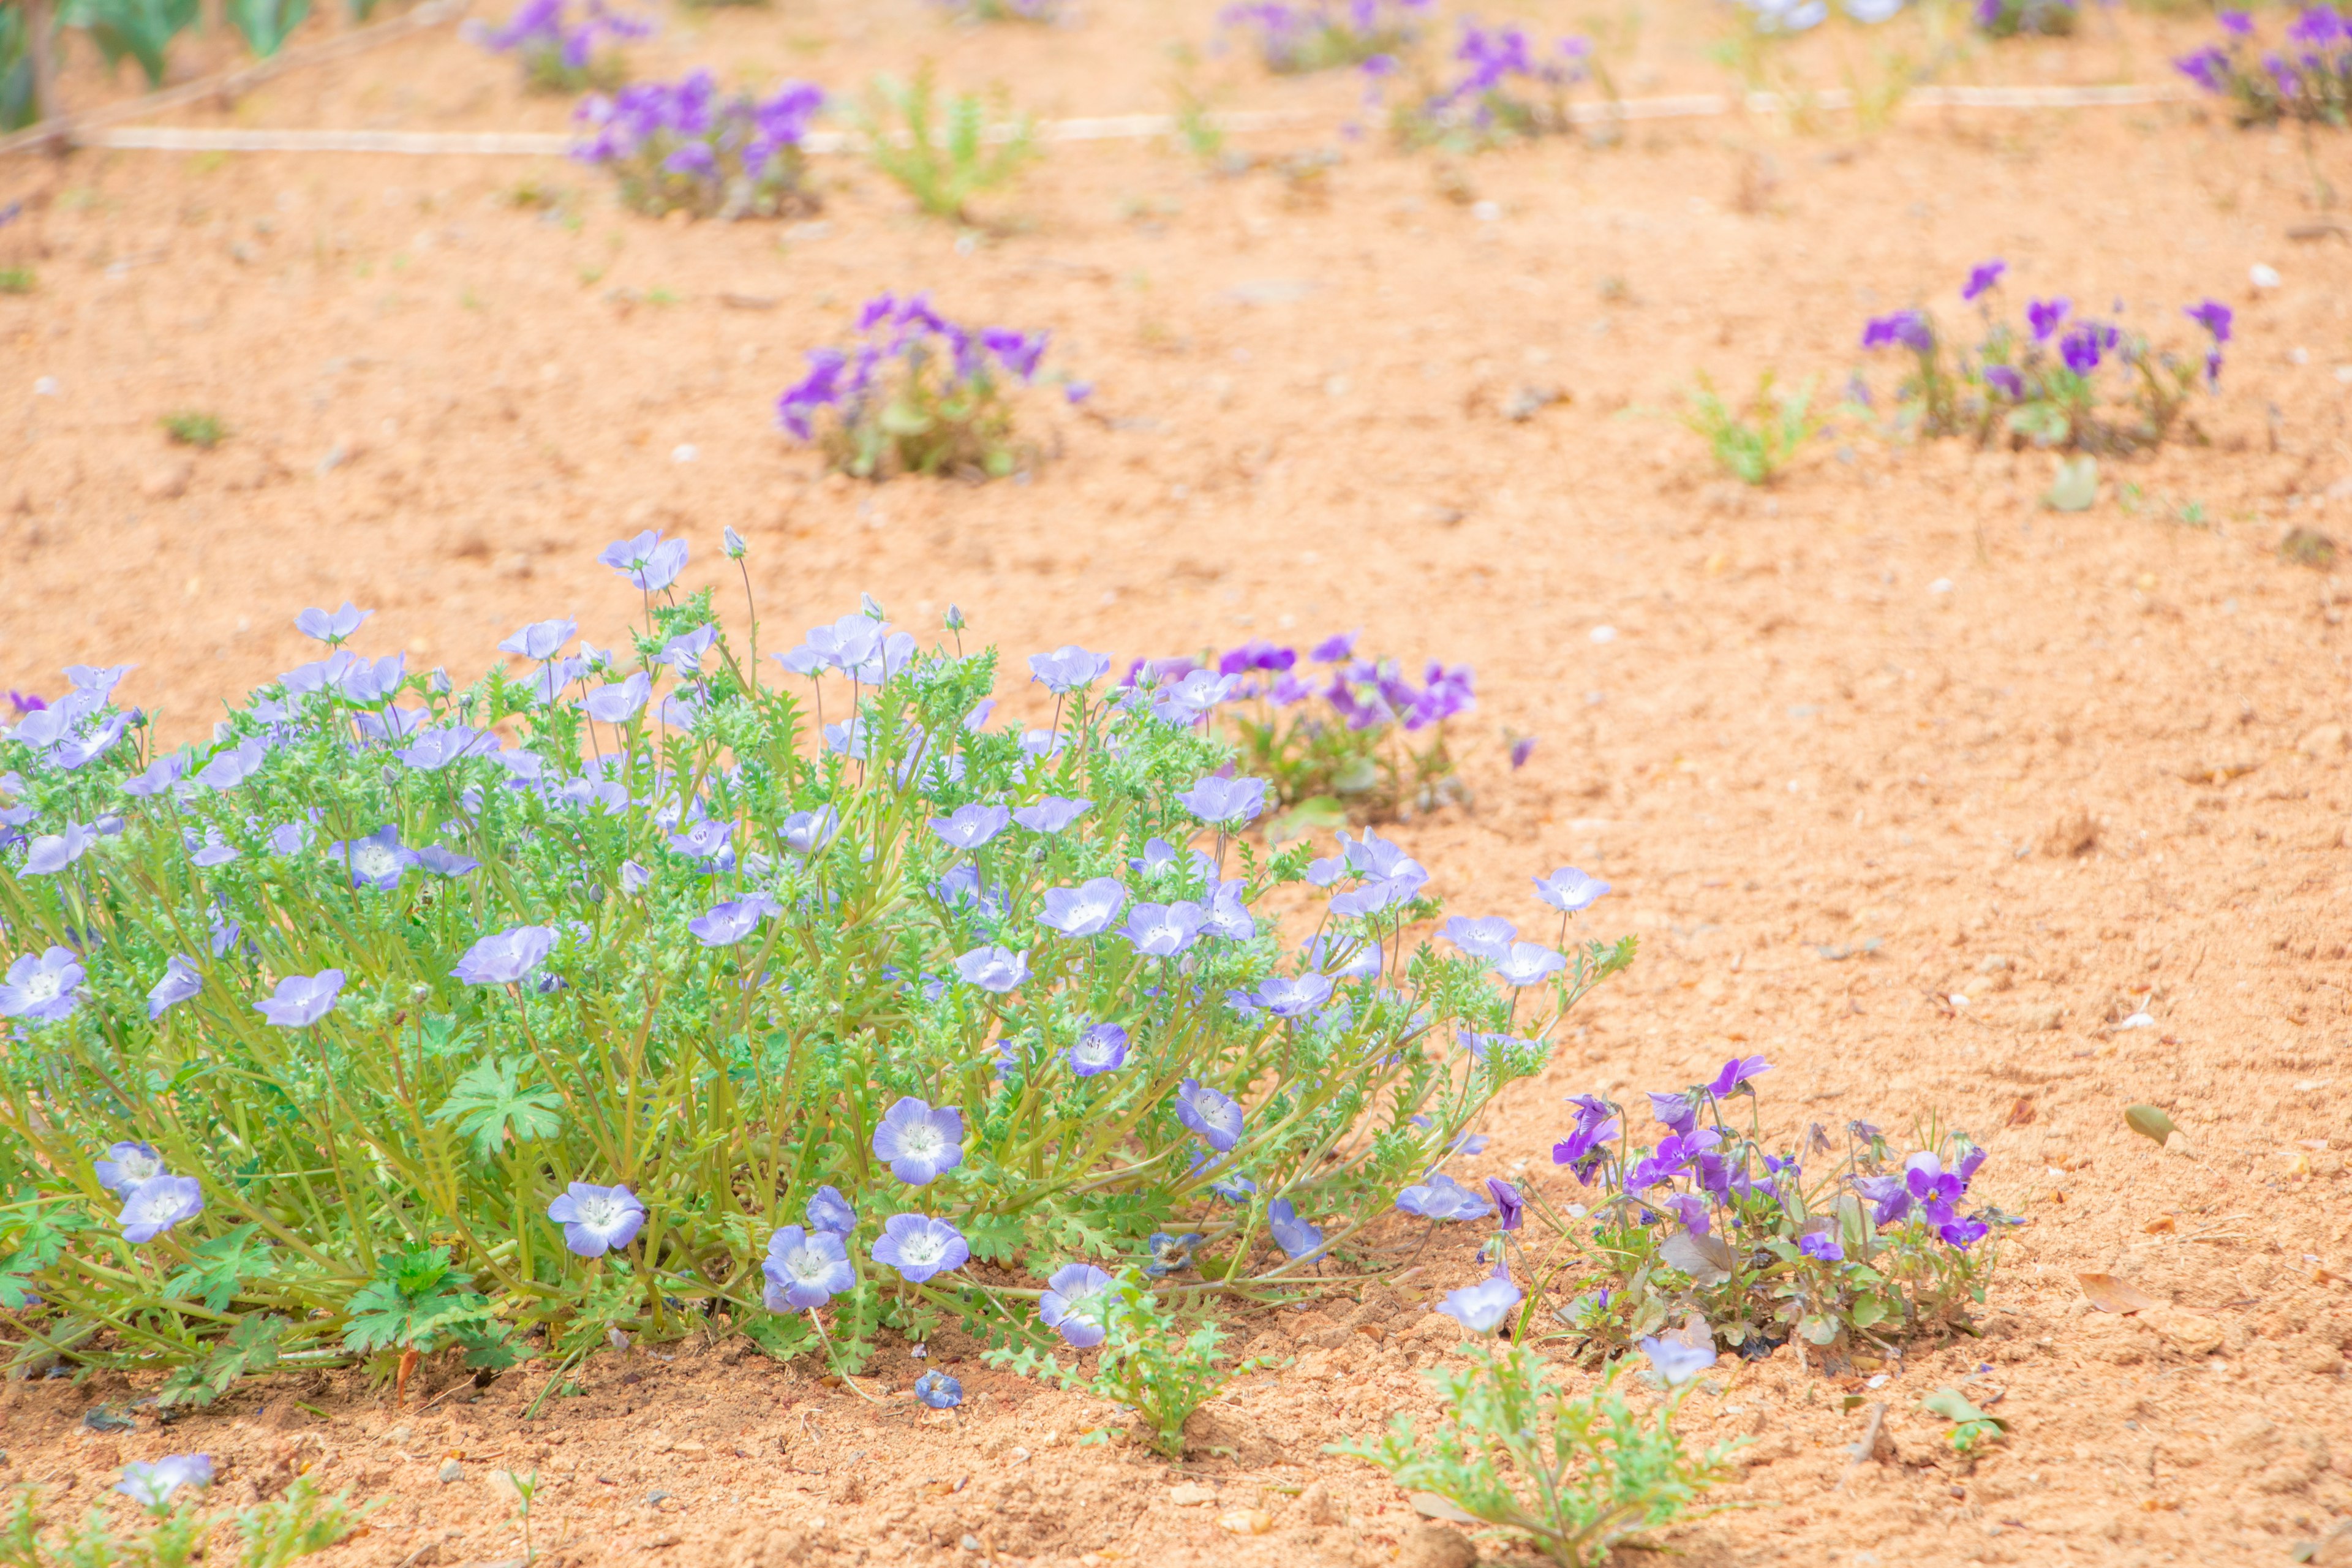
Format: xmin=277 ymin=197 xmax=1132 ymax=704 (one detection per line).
xmin=805 ymin=1185 xmax=857 ymax=1236
xmin=94 ymin=1140 xmax=166 ymax=1196
xmin=454 ymin=925 xmax=558 ymax=986
xmin=582 ymin=672 xmax=652 ymax=724
xmin=295 ymin=601 xmax=374 ymax=644
xmin=1039 ymin=1262 xmax=1116 ymax=1347
xmin=1664 ymin=1192 xmax=1712 ymax=1237
xmin=1509 ymin=735 xmax=1537 ymax=769
xmin=1177 ymin=774 xmax=1269 ymax=824
xmin=1310 ymin=630 xmax=1359 ymax=663
xmin=954 ymin=944 xmax=1030 ymax=993
xmin=118 ymin=1174 xmax=203 ymax=1243
xmin=1121 ymin=900 xmax=1207 ymax=957
xmin=1436 ymin=1272 xmax=1522 ymax=1334
xmin=1490 ymin=942 xmax=1567 ymax=988
xmin=0 ymin=946 xmax=83 ymax=1023
xmin=2059 ymin=323 xmax=2105 ymax=375
xmin=2219 ymin=7 xmax=2253 ymax=32
xmin=1532 ymin=865 xmax=1609 ymax=913
xmin=1011 ymin=796 xmax=1090 ymax=834
xmin=1705 ymin=1055 xmax=1771 ymax=1098
xmin=116 ymin=1453 xmax=213 ymax=1510
xmin=1798 ymin=1226 xmax=1845 ymax=1263
xmin=1637 ymin=1334 xmax=1717 ymax=1384
xmin=2185 ymin=298 xmax=2233 ymax=343
xmin=1852 ymin=1174 xmax=1910 ymax=1226
xmin=2026 ymin=296 xmax=2070 ymax=342
xmin=1627 ymin=1128 xmax=1721 ymax=1189
xmin=1961 ymin=259 xmax=2006 ymax=301
xmin=1174 ymin=1078 xmax=1245 ymax=1152
xmin=1441 ymin=915 xmax=1517 ymax=960
xmin=763 ymin=1224 xmax=856 ymax=1310
xmin=1254 ymin=973 xmax=1333 ymax=1018
xmin=599 ymin=529 xmax=689 ymax=592
xmin=1860 ymin=309 xmax=1932 ymax=353
xmin=1066 ymin=1022 xmax=1129 ymax=1076
xmin=1266 ymin=1197 xmax=1325 ymax=1259
xmin=1938 ymin=1212 xmax=1991 ymax=1249
xmin=254 ymin=970 xmax=344 ymax=1029
xmin=1983 ymin=364 xmax=2024 ymax=401
xmin=1487 ymin=1178 xmax=1523 ymax=1232
xmin=930 ymin=804 xmax=1011 ymax=851
xmin=326 ymin=825 xmax=417 ymax=892
xmin=147 ymin=955 xmax=202 ymax=1019
xmin=1395 ymin=1172 xmax=1492 ymax=1223
xmin=872 ymin=1213 xmax=970 ymax=1283
xmin=547 ymin=1181 xmax=645 ymax=1256
xmin=872 ymin=1097 xmax=965 ymax=1185
xmin=687 ymin=891 xmax=781 ymax=946
xmin=22 ymin=820 xmax=97 ymax=876
xmin=499 ymin=616 xmax=577 ymax=661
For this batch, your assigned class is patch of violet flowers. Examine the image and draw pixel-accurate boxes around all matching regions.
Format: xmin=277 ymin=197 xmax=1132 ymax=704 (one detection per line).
xmin=573 ymin=69 xmax=825 ymax=220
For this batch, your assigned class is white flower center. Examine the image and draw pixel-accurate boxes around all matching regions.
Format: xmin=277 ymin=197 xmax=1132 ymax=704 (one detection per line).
xmin=21 ymin=973 xmax=58 ymax=1004
xmin=1074 ymin=1040 xmax=1111 ymax=1068
xmin=787 ymin=1249 xmax=832 ymax=1283
xmin=120 ymin=1152 xmax=161 ymax=1183
xmin=576 ymin=1196 xmax=619 ymax=1229
xmin=897 ymin=1125 xmax=943 ymax=1160
xmin=897 ymin=1231 xmax=945 ymax=1265
xmin=353 ymin=845 xmax=398 ymax=880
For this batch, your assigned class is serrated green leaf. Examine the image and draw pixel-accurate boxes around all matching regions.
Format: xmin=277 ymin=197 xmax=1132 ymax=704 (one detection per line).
xmin=429 ymin=1057 xmax=564 ymax=1161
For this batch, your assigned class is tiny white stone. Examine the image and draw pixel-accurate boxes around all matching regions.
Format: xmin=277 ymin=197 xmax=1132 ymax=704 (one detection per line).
xmin=1472 ymin=200 xmax=1501 ymax=222
xmin=1929 ymin=578 xmax=1954 ymax=594
xmin=1950 ymin=993 xmax=1970 ymax=1008
xmin=671 ymin=444 xmax=698 ymax=463
xmin=2250 ymin=263 xmax=2282 ymax=289
xmin=1589 ymin=625 xmax=1617 ymax=644
xmin=33 ymin=377 xmax=58 ymax=396
xmin=2120 ymin=1011 xmax=2154 ymax=1028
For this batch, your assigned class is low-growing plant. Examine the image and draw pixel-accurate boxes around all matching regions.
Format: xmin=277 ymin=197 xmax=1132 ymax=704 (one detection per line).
xmin=0 ymin=546 xmax=1629 ymax=1400
xmin=1219 ymin=0 xmax=1430 ymax=74
xmin=1677 ymin=371 xmax=1817 ymax=485
xmin=2177 ymin=7 xmax=2350 ymax=127
xmin=1378 ymin=19 xmax=1597 ymax=149
xmin=1529 ymin=1056 xmax=2007 ymax=1365
xmin=1 ymin=1459 xmax=364 ymax=1568
xmin=935 ymin=0 xmax=1062 ymax=22
xmin=0 ymin=268 xmax=35 ymax=295
xmin=1153 ymin=633 xmax=1472 ymax=825
xmin=56 ymin=0 xmax=198 ymax=89
xmin=572 ymin=70 xmax=824 ymax=221
xmin=1972 ymin=0 xmax=2073 ymax=37
xmin=1336 ymin=1348 xmax=1740 ymax=1566
xmin=468 ymin=0 xmax=649 ymax=94
xmin=1 ymin=6 xmax=34 ymax=134
xmin=857 ymin=64 xmax=1037 ymax=224
xmin=987 ymin=1268 xmax=1275 ymax=1456
xmin=1857 ymin=258 xmax=2231 ymax=454
xmin=776 ymin=292 xmax=1079 ymax=480
xmin=160 ymin=410 xmax=227 ymax=449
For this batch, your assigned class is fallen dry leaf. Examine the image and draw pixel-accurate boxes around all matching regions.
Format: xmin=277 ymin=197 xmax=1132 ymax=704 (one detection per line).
xmin=1216 ymin=1509 xmax=1274 ymax=1536
xmin=1410 ymin=1493 xmax=1479 ymax=1524
xmin=2077 ymin=1273 xmax=2165 ymax=1314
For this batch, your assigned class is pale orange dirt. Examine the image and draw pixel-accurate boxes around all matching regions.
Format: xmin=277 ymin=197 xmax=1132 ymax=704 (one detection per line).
xmin=4 ymin=0 xmax=2352 ymax=1564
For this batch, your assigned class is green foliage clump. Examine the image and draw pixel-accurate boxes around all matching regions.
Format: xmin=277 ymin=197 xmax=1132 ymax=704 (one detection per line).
xmin=1677 ymin=372 xmax=1817 ymax=486
xmin=858 ymin=64 xmax=1038 ymax=224
xmin=159 ymin=410 xmax=227 ymax=450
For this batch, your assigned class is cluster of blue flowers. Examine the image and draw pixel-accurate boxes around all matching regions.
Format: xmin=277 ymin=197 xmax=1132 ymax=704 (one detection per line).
xmin=573 ymin=70 xmax=826 ymax=218
xmin=0 ymin=533 xmax=1630 ymax=1390
xmin=2177 ymin=6 xmax=2352 ymax=126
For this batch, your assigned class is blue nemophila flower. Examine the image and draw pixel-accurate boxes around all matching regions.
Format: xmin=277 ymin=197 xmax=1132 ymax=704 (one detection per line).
xmin=326 ymin=826 xmax=418 ymax=891
xmin=1122 ymin=901 xmax=1207 ymax=957
xmin=1039 ymin=877 xmax=1125 ymax=938
xmin=872 ymin=1213 xmax=970 ymax=1283
xmin=1705 ymin=1055 xmax=1771 ymax=1097
xmin=1177 ymin=774 xmax=1268 ymax=824
xmin=1144 ymin=1231 xmax=1204 ymax=1278
xmin=805 ymin=1184 xmax=857 ymax=1236
xmin=0 ymin=946 xmax=83 ymax=1023
xmin=1637 ymin=1334 xmax=1717 ymax=1385
xmin=254 ymin=970 xmax=344 ymax=1029
xmin=1305 ymin=934 xmax=1380 ymax=981
xmin=1395 ymin=1172 xmax=1491 ymax=1222
xmin=1437 ymin=1272 xmax=1522 ymax=1334
xmin=1202 ymin=882 xmax=1255 ymax=941
xmin=1531 ymin=866 xmax=1608 ymax=913
xmin=780 ymin=807 xmax=840 ymax=857
xmin=1490 ymin=943 xmax=1566 ymax=987
xmin=1487 ymin=1178 xmax=1523 ymax=1232
xmin=1010 ymin=796 xmax=1090 ymax=834
xmin=94 ymin=1140 xmax=165 ymax=1196
xmin=499 ymin=616 xmax=578 ymax=661
xmin=584 ymin=672 xmax=652 ymax=723
xmin=1267 ymin=1197 xmax=1325 ymax=1260
xmin=913 ymin=1370 xmax=963 ymax=1409
xmin=687 ymin=891 xmax=781 ymax=946
xmin=146 ymin=955 xmax=201 ymax=1019
xmin=454 ymin=925 xmax=558 ymax=986
xmin=598 ymin=529 xmax=689 ymax=592
xmin=397 ymin=726 xmax=486 ymax=772
xmin=762 ymin=1224 xmax=856 ymax=1309
xmin=1065 ymin=1022 xmax=1129 ymax=1076
xmin=119 ymin=1174 xmax=204 ymax=1243
xmin=1253 ymin=973 xmax=1333 ymax=1018
xmin=116 ymin=1453 xmax=213 ymax=1512
xmin=669 ymin=816 xmax=732 ymax=861
xmin=954 ymin=944 xmax=1030 ymax=993
xmin=1039 ymin=1262 xmax=1115 ymax=1348
xmin=295 ymin=601 xmax=373 ymax=644
xmin=548 ymin=1181 xmax=644 ymax=1257
xmin=122 ymin=753 xmax=187 ymax=798
xmin=1174 ymin=1078 xmax=1245 ymax=1152
xmin=21 ymin=820 xmax=97 ymax=876
xmin=1327 ymin=876 xmax=1414 ymax=920
xmin=417 ymin=845 xmax=480 ymax=878
xmin=1441 ymin=915 xmax=1517 ymax=960
xmin=930 ymin=804 xmax=1010 ymax=851
xmin=872 ymin=1097 xmax=965 ymax=1185
xmin=195 ymin=737 xmax=269 ymax=793
xmin=266 ymin=821 xmax=312 ymax=856
xmin=186 ymin=826 xmax=238 ymax=867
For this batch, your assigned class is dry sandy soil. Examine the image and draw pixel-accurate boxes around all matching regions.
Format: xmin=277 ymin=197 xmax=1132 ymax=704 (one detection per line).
xmin=5 ymin=0 xmax=2352 ymax=1563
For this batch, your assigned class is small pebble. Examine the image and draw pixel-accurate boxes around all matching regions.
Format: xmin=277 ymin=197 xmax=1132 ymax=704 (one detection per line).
xmin=437 ymin=1458 xmax=464 ymax=1484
